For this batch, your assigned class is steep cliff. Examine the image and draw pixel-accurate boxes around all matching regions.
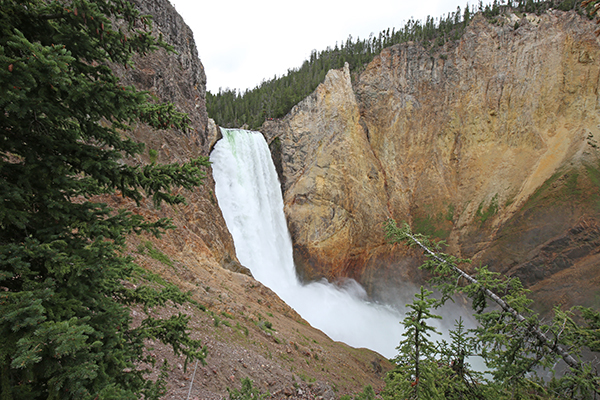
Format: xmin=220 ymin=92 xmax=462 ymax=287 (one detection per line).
xmin=109 ymin=0 xmax=389 ymax=398
xmin=263 ymin=10 xmax=600 ymax=309
xmin=109 ymin=0 xmax=238 ymax=276
xmin=262 ymin=65 xmax=397 ymax=286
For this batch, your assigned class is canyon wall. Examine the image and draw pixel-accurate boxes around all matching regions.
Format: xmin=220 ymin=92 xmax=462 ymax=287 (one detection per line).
xmin=108 ymin=2 xmax=390 ymax=397
xmin=111 ymin=0 xmax=243 ymax=276
xmin=263 ymin=10 xmax=600 ymax=309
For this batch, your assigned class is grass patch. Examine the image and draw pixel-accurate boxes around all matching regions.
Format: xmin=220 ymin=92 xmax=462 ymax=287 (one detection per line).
xmin=254 ymin=313 xmax=275 ymax=333
xmin=279 ymin=353 xmax=294 ymax=363
xmin=257 ymin=320 xmax=273 ymax=331
xmin=521 ymin=166 xmax=600 ymax=214
xmin=476 ymin=194 xmax=499 ymax=224
xmin=564 ymin=171 xmax=581 ymax=197
xmin=221 ymin=311 xmax=234 ymax=319
xmin=413 ymin=212 xmax=451 ymax=240
xmin=236 ymin=322 xmax=249 ymax=337
xmin=585 ymin=163 xmax=600 ymax=211
xmin=207 ymin=311 xmax=220 ymax=327
xmin=445 ymin=203 xmax=455 ymax=221
xmin=521 ymin=170 xmax=563 ymax=212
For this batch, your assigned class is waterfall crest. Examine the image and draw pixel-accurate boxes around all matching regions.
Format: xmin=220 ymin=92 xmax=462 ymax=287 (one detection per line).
xmin=210 ymin=128 xmax=403 ymax=358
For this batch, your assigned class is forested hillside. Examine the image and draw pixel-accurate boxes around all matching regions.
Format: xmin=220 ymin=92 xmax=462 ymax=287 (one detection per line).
xmin=207 ymin=0 xmax=581 ymax=129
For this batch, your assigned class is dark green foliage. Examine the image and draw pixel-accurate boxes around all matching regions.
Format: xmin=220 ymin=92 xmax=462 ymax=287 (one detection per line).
xmin=577 ymin=307 xmax=600 ymax=352
xmin=139 ymin=240 xmax=175 ymax=268
xmin=384 ymin=220 xmax=600 ymax=399
xmin=383 ymin=291 xmax=489 ymax=400
xmin=354 ymin=385 xmax=377 ymax=400
xmin=341 ymin=385 xmax=377 ymax=400
xmin=436 ymin=318 xmax=488 ymax=399
xmin=0 ymin=0 xmax=209 ymax=398
xmin=208 ymin=5 xmax=474 ymax=129
xmin=385 ymin=287 xmax=443 ymax=400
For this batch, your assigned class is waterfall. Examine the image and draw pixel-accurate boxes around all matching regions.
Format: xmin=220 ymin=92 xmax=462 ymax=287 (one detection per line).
xmin=210 ymin=128 xmax=404 ymax=358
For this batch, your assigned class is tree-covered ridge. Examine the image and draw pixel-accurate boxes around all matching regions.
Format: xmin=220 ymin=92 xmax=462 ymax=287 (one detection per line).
xmin=207 ymin=0 xmax=581 ymax=130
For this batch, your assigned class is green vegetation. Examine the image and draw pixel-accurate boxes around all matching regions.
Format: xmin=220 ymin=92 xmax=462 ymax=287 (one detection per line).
xmin=382 ymin=220 xmax=600 ymax=399
xmin=211 ymin=311 xmax=221 ymax=327
xmin=565 ymin=171 xmax=582 ymax=197
xmin=340 ymin=385 xmax=377 ymax=399
xmin=148 ymin=148 xmax=158 ymax=163
xmin=235 ymin=322 xmax=250 ymax=337
xmin=412 ymin=204 xmax=454 ymax=240
xmin=445 ymin=203 xmax=455 ymax=221
xmin=227 ymin=377 xmax=269 ymax=400
xmin=139 ymin=240 xmax=175 ymax=268
xmin=208 ymin=4 xmax=473 ymax=129
xmin=0 ymin=0 xmax=210 ymax=398
xmin=476 ymin=194 xmax=499 ymax=224
xmin=413 ymin=213 xmax=452 ymax=240
xmin=207 ymin=0 xmax=580 ymax=130
xmin=519 ymin=165 xmax=600 ymax=214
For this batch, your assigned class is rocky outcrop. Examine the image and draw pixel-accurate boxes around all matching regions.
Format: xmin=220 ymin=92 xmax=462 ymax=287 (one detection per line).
xmin=263 ymin=10 xmax=600 ymax=308
xmin=109 ymin=0 xmax=240 ymax=275
xmin=263 ymin=65 xmax=401 ymax=286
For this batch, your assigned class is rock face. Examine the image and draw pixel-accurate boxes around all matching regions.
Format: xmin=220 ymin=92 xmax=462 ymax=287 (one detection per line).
xmin=108 ymin=1 xmax=390 ymax=397
xmin=263 ymin=65 xmax=395 ymax=286
xmin=263 ymin=10 xmax=600 ymax=308
xmin=110 ymin=0 xmax=239 ymax=274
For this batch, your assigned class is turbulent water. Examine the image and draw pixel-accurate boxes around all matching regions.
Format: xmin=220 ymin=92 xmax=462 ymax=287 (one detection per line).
xmin=210 ymin=128 xmax=404 ymax=358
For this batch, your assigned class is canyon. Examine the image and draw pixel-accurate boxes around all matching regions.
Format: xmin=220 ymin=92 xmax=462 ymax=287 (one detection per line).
xmin=262 ymin=10 xmax=600 ymax=311
xmin=113 ymin=1 xmax=600 ymax=398
xmin=109 ymin=0 xmax=389 ymax=398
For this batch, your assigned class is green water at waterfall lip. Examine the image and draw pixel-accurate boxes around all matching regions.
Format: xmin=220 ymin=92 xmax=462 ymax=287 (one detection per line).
xmin=222 ymin=128 xmax=257 ymax=159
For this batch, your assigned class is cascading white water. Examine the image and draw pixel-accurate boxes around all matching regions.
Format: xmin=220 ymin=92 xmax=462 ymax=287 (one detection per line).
xmin=210 ymin=128 xmax=404 ymax=358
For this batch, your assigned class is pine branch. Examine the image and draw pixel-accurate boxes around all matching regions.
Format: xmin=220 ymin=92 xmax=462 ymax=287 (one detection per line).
xmin=386 ymin=220 xmax=587 ymax=381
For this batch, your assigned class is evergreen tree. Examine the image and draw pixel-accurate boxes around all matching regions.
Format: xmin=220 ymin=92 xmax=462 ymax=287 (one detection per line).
xmin=436 ymin=318 xmax=490 ymax=399
xmin=0 ymin=0 xmax=208 ymax=398
xmin=385 ymin=219 xmax=600 ymax=398
xmin=384 ymin=287 xmax=443 ymax=400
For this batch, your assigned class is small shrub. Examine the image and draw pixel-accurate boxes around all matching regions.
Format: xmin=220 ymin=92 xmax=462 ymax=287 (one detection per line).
xmin=476 ymin=194 xmax=498 ymax=224
xmin=148 ymin=148 xmax=158 ymax=163
xmin=227 ymin=377 xmax=269 ymax=400
xmin=221 ymin=311 xmax=234 ymax=319
xmin=354 ymin=385 xmax=376 ymax=400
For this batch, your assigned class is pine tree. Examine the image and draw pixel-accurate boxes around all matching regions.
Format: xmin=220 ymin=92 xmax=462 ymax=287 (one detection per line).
xmin=384 ymin=286 xmax=443 ymax=400
xmin=385 ymin=219 xmax=600 ymax=398
xmin=0 ymin=0 xmax=209 ymax=398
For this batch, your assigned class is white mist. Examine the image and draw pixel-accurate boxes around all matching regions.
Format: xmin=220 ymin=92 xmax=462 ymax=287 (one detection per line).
xmin=210 ymin=128 xmax=404 ymax=358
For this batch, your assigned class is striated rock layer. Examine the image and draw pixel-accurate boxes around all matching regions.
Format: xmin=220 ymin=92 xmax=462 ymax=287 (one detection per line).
xmin=262 ymin=10 xmax=600 ymax=309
